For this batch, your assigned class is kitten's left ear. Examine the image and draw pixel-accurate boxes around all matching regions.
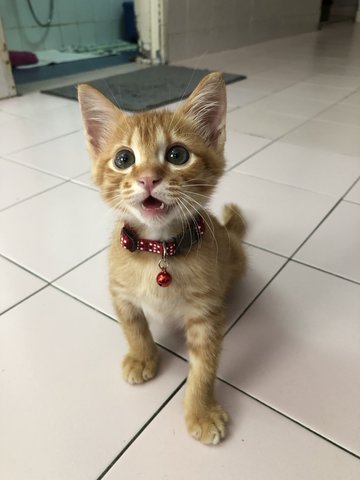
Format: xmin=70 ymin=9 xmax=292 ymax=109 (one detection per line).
xmin=77 ymin=84 xmax=124 ymax=155
xmin=178 ymin=72 xmax=227 ymax=149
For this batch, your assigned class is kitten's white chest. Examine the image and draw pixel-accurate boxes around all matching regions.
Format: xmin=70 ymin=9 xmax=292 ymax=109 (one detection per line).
xmin=139 ymin=293 xmax=188 ymax=326
xmin=112 ymin=260 xmax=194 ymax=326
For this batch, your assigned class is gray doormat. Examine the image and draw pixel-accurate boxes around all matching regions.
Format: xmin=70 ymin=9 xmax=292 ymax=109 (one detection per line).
xmin=42 ymin=65 xmax=246 ymax=112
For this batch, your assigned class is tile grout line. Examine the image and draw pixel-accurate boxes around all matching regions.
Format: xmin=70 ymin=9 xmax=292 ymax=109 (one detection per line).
xmin=225 ymin=169 xmax=355 ymax=198
xmin=217 ymin=377 xmax=360 ymax=461
xmin=226 ymin=85 xmax=360 ymax=173
xmin=51 ymin=245 xmax=110 ymax=283
xmin=225 ymin=173 xmax=360 ymax=335
xmin=1 ymin=128 xmax=80 ymax=157
xmin=51 ymin=283 xmax=118 ymax=324
xmin=242 ymin=241 xmax=289 ymax=259
xmin=0 ymin=246 xmax=109 ymax=317
xmin=0 ymin=284 xmax=49 ymax=317
xmin=96 ymin=379 xmax=187 ymax=480
xmin=0 ymin=174 xmax=102 ymax=214
xmin=1 ymin=151 xmax=90 ymax=183
xmin=0 ymin=154 xmax=72 ymax=181
xmin=288 ymin=174 xmax=360 ymax=259
xmin=0 ymin=180 xmax=70 ymax=214
xmin=0 ymin=253 xmax=49 ymax=283
xmin=290 ymin=259 xmax=360 ymax=287
xmin=343 ymin=198 xmax=360 ymax=207
xmin=224 ymin=256 xmax=291 ymax=335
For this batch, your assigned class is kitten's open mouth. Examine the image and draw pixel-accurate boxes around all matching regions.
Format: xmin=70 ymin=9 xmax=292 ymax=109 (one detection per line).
xmin=141 ymin=196 xmax=167 ymax=215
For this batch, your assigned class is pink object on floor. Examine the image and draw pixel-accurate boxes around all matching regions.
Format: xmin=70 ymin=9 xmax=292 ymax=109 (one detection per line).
xmin=9 ymin=51 xmax=38 ymax=67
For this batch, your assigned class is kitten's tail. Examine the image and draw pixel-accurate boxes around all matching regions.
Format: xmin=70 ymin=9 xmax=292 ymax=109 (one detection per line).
xmin=222 ymin=203 xmax=246 ymax=238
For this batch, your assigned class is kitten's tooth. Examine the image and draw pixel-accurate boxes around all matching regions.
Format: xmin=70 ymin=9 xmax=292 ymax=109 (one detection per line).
xmin=160 ymin=203 xmax=164 ymax=209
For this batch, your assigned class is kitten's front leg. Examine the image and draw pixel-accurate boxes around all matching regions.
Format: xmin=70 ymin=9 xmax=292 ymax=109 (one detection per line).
xmin=184 ymin=313 xmax=228 ymax=445
xmin=112 ymin=298 xmax=159 ymax=384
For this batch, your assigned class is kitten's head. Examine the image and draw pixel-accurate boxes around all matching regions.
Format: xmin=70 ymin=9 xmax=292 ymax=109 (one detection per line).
xmin=78 ymin=72 xmax=227 ymax=231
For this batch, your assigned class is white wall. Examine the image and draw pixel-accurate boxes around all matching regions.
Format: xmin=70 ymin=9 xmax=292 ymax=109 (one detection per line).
xmin=167 ymin=0 xmax=323 ymax=61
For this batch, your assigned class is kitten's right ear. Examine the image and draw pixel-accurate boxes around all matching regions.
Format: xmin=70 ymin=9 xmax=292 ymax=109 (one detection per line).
xmin=77 ymin=84 xmax=123 ymax=154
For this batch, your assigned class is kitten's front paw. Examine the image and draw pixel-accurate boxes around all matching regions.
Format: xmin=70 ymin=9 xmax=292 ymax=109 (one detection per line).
xmin=185 ymin=404 xmax=229 ymax=445
xmin=122 ymin=352 xmax=159 ymax=384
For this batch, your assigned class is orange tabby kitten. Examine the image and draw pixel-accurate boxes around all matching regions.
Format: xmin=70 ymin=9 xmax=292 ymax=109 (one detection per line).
xmin=78 ymin=72 xmax=246 ymax=445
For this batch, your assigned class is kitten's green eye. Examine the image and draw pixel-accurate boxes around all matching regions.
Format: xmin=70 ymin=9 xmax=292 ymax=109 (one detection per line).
xmin=165 ymin=145 xmax=190 ymax=165
xmin=114 ymin=149 xmax=135 ymax=170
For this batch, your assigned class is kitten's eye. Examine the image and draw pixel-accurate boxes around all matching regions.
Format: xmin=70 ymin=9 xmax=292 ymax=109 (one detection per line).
xmin=165 ymin=145 xmax=190 ymax=165
xmin=114 ymin=149 xmax=135 ymax=170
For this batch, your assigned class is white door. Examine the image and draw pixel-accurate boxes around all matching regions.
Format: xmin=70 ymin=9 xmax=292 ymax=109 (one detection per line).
xmin=134 ymin=0 xmax=167 ymax=64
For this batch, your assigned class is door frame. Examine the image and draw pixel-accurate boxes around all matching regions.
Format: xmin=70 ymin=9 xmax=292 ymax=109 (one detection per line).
xmin=0 ymin=17 xmax=17 ymax=99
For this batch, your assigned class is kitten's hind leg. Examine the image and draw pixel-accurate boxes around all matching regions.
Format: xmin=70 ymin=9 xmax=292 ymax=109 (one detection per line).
xmin=112 ymin=299 xmax=159 ymax=384
xmin=184 ymin=312 xmax=228 ymax=445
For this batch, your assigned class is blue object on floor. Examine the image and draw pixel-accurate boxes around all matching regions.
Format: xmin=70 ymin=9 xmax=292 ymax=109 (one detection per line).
xmin=123 ymin=2 xmax=138 ymax=43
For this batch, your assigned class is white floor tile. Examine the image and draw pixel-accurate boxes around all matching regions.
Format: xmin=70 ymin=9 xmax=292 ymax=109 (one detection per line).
xmin=219 ymin=262 xmax=360 ymax=456
xmin=225 ymin=130 xmax=271 ymax=169
xmin=210 ymin=172 xmax=337 ymax=256
xmin=279 ymin=82 xmax=353 ymax=103
xmin=103 ymin=381 xmax=360 ymax=480
xmin=29 ymin=102 xmax=83 ymax=133
xmin=0 ymin=92 xmax=75 ymax=118
xmin=234 ymin=75 xmax=297 ymax=93
xmin=227 ymin=106 xmax=305 ymax=139
xmin=71 ymin=171 xmax=95 ymax=189
xmin=54 ymin=248 xmax=114 ymax=317
xmin=0 ymin=158 xmax=63 ymax=210
xmin=340 ymin=90 xmax=360 ymax=105
xmin=0 ymin=182 xmax=112 ymax=281
xmin=315 ymin=103 xmax=360 ymax=127
xmin=225 ymin=57 xmax=287 ymax=76
xmin=345 ymin=179 xmax=360 ymax=204
xmin=282 ymin=119 xmax=360 ymax=158
xmin=253 ymin=65 xmax=318 ymax=82
xmin=0 ymin=287 xmax=187 ymax=480
xmin=226 ymin=84 xmax=268 ymax=110
xmin=7 ymin=131 xmax=90 ymax=180
xmin=295 ymin=201 xmax=360 ymax=283
xmin=249 ymin=93 xmax=328 ymax=118
xmin=305 ymin=73 xmax=360 ymax=89
xmin=0 ymin=111 xmax=19 ymax=125
xmin=0 ymin=257 xmax=45 ymax=314
xmin=235 ymin=142 xmax=360 ymax=197
xmin=0 ymin=114 xmax=79 ymax=156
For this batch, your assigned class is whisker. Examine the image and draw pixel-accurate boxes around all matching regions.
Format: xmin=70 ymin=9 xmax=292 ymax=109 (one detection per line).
xmin=178 ymin=194 xmax=219 ymax=262
xmin=177 ymin=198 xmax=203 ymax=256
xmin=183 ymin=190 xmax=212 ymax=200
xmin=174 ymin=200 xmax=192 ymax=254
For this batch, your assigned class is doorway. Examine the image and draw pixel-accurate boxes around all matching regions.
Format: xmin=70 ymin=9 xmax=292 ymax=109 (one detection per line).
xmin=320 ymin=0 xmax=359 ymax=23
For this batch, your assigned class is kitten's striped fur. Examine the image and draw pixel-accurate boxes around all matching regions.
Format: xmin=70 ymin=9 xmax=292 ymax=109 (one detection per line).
xmin=78 ymin=73 xmax=246 ymax=445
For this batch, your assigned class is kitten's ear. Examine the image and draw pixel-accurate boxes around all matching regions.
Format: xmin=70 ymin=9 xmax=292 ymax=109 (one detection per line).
xmin=179 ymin=72 xmax=227 ymax=148
xmin=77 ymin=84 xmax=123 ymax=154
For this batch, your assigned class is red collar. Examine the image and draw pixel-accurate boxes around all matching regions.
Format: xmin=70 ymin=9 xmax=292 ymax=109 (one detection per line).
xmin=120 ymin=216 xmax=205 ymax=256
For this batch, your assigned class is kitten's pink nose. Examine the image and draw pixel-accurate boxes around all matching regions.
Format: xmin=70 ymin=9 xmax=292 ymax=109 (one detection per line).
xmin=137 ymin=176 xmax=162 ymax=193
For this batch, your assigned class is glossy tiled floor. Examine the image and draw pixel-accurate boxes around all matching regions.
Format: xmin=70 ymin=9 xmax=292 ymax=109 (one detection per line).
xmin=1 ymin=22 xmax=360 ymax=480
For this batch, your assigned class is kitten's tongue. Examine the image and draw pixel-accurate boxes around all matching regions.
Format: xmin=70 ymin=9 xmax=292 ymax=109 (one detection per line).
xmin=142 ymin=196 xmax=164 ymax=211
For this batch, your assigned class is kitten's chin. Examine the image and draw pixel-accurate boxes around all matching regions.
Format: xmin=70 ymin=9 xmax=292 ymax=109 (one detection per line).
xmin=125 ymin=201 xmax=175 ymax=227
